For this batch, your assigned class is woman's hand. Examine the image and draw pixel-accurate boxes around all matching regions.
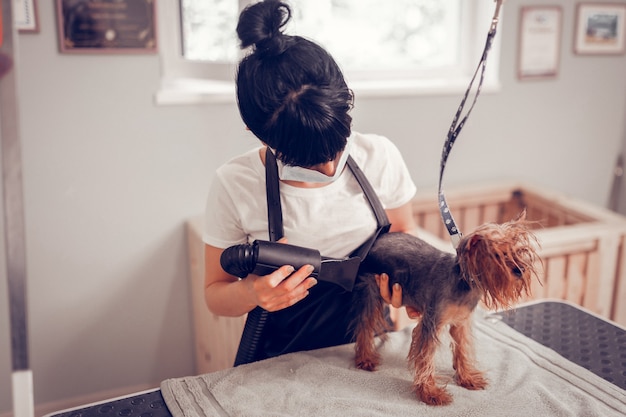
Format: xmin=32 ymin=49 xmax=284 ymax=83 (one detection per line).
xmin=246 ymin=264 xmax=318 ymax=312
xmin=204 ymin=240 xmax=317 ymax=316
xmin=375 ymin=272 xmax=421 ymax=319
xmin=375 ymin=273 xmax=402 ymax=308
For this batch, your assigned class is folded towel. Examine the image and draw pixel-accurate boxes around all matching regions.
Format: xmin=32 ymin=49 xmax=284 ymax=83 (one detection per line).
xmin=161 ymin=311 xmax=626 ymax=417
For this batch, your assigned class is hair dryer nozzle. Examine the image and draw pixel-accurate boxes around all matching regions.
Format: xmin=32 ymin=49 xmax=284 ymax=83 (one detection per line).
xmin=220 ymin=243 xmax=259 ymax=277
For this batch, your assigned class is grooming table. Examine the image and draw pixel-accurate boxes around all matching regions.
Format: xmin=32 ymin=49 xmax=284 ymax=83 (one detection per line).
xmin=45 ymin=300 xmax=626 ymax=417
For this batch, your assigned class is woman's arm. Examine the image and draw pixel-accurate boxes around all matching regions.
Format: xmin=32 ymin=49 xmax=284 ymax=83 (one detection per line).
xmin=386 ymin=200 xmax=416 ymax=233
xmin=204 ymin=243 xmax=318 ymax=317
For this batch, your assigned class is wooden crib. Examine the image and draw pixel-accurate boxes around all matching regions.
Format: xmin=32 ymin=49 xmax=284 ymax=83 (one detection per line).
xmin=411 ymin=180 xmax=626 ymax=327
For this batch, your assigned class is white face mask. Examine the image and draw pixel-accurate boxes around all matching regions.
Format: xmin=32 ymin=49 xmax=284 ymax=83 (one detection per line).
xmin=274 ymin=137 xmax=352 ymax=183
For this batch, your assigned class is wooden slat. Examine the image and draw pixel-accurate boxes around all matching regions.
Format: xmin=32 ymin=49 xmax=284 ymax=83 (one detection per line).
xmin=546 ymin=256 xmax=567 ymax=299
xmin=583 ymin=251 xmax=601 ymax=314
xmin=462 ymin=205 xmax=482 ymax=232
xmin=483 ymin=203 xmax=500 ymax=224
xmin=528 ymin=256 xmax=547 ymax=300
xmin=611 ymin=236 xmax=626 ymax=325
xmin=535 ymin=225 xmax=600 ymax=258
xmin=421 ymin=212 xmax=444 ymax=238
xmin=594 ymin=232 xmax=620 ymax=319
xmin=565 ymin=252 xmax=588 ymax=306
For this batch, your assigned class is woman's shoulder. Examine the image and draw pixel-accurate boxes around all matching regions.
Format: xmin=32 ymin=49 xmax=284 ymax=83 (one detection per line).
xmin=351 ymin=131 xmax=402 ymax=168
xmin=351 ymin=131 xmax=395 ymax=150
xmin=350 ymin=131 xmax=416 ymax=208
xmin=215 ymin=147 xmax=265 ymax=186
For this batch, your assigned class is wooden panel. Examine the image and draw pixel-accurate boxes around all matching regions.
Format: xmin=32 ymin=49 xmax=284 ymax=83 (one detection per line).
xmin=546 ymin=208 xmax=564 ymax=227
xmin=565 ymin=252 xmax=588 ymax=305
xmin=482 ymin=203 xmax=501 ymax=224
xmin=611 ymin=236 xmax=626 ymax=325
xmin=527 ymin=256 xmax=547 ymax=301
xmin=198 ymin=313 xmax=246 ymax=374
xmin=461 ymin=205 xmax=482 ymax=232
xmin=525 ymin=203 xmax=548 ymax=226
xmin=187 ymin=217 xmax=246 ymax=375
xmin=546 ymin=256 xmax=567 ymax=299
xmin=594 ymin=233 xmax=620 ymax=319
xmin=421 ymin=211 xmax=445 ymax=239
xmin=186 ymin=218 xmax=208 ymax=373
xmin=582 ymin=251 xmax=601 ymax=314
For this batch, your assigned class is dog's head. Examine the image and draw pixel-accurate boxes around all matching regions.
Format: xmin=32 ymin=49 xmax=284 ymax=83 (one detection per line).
xmin=456 ymin=211 xmax=540 ymax=310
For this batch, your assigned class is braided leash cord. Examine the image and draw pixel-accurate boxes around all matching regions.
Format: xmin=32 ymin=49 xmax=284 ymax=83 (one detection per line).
xmin=438 ymin=0 xmax=504 ymax=248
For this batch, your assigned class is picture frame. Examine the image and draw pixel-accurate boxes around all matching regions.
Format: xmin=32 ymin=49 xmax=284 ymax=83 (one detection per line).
xmin=518 ymin=6 xmax=562 ymax=80
xmin=55 ymin=0 xmax=157 ymax=54
xmin=15 ymin=0 xmax=40 ymax=33
xmin=574 ymin=3 xmax=626 ymax=55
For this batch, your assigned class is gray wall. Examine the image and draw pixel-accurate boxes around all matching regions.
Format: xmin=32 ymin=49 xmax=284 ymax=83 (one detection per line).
xmin=1 ymin=0 xmax=625 ymax=412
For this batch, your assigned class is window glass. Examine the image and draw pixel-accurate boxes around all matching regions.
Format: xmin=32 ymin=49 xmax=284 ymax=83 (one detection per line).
xmin=288 ymin=0 xmax=461 ymax=71
xmin=159 ymin=0 xmax=500 ymax=103
xmin=180 ymin=0 xmax=239 ymax=62
xmin=180 ymin=0 xmax=461 ymax=71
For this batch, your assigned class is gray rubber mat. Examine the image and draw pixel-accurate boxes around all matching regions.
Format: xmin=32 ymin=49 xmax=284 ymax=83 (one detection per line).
xmin=496 ymin=300 xmax=626 ymax=390
xmin=49 ymin=389 xmax=171 ymax=417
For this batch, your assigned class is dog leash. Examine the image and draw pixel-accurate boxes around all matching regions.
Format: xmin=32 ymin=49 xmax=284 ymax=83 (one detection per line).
xmin=438 ymin=0 xmax=504 ymax=249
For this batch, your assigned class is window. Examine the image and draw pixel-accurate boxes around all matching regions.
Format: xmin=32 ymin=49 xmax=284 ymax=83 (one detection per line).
xmin=156 ymin=0 xmax=501 ymax=105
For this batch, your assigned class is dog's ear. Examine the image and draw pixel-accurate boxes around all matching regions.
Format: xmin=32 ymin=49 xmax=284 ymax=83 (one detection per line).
xmin=464 ymin=234 xmax=483 ymax=251
xmin=459 ymin=234 xmax=489 ymax=265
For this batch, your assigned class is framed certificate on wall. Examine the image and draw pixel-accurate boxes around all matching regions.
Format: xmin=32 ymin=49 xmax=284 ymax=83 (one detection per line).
xmin=518 ymin=6 xmax=562 ymax=80
xmin=56 ymin=0 xmax=157 ymax=54
xmin=15 ymin=0 xmax=40 ymax=33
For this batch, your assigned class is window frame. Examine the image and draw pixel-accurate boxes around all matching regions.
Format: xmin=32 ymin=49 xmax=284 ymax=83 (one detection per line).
xmin=155 ymin=0 xmax=502 ymax=105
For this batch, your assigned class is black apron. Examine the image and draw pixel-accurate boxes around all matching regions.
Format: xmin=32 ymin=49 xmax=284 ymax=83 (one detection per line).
xmin=234 ymin=148 xmax=390 ymax=365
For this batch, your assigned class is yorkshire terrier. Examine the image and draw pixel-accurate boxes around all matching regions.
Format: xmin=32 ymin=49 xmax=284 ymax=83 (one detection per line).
xmin=350 ymin=212 xmax=540 ymax=406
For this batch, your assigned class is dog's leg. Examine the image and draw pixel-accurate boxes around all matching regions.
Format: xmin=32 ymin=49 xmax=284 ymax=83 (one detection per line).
xmin=354 ymin=277 xmax=389 ymax=371
xmin=449 ymin=318 xmax=488 ymax=390
xmin=354 ymin=318 xmax=382 ymax=371
xmin=408 ymin=316 xmax=452 ymax=406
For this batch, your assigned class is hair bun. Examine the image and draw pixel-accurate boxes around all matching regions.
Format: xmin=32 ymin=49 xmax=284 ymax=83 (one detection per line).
xmin=237 ymin=0 xmax=293 ymax=56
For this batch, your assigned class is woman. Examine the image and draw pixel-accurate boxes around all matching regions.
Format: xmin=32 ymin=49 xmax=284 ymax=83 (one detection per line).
xmin=203 ymin=0 xmax=416 ymax=362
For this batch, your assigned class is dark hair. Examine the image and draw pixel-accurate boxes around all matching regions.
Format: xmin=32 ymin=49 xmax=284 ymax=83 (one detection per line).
xmin=235 ymin=0 xmax=354 ymax=167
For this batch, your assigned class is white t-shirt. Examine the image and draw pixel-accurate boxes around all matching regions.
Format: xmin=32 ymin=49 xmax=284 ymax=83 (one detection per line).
xmin=203 ymin=132 xmax=416 ymax=258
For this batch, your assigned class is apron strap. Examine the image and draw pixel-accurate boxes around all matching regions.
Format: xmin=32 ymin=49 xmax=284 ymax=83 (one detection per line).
xmin=346 ymin=156 xmax=391 ymax=259
xmin=265 ymin=148 xmax=284 ymax=242
xmin=234 ymin=148 xmax=283 ymax=366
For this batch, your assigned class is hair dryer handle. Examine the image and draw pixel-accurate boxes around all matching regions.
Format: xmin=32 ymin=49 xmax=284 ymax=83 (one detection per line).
xmin=252 ymin=240 xmax=321 ymax=277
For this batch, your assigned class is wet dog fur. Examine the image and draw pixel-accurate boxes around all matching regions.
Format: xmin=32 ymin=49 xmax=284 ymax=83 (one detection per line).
xmin=350 ymin=212 xmax=540 ymax=405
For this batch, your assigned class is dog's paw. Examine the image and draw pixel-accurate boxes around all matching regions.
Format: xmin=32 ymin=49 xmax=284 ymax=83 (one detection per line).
xmin=456 ymin=371 xmax=488 ymax=390
xmin=415 ymin=384 xmax=453 ymax=406
xmin=355 ymin=357 xmax=379 ymax=372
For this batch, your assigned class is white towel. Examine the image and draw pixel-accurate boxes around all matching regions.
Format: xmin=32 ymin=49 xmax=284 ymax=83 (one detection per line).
xmin=161 ymin=311 xmax=626 ymax=417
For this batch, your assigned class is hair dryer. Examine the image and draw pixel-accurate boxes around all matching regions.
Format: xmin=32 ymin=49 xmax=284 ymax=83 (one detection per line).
xmin=220 ymin=240 xmax=360 ymax=292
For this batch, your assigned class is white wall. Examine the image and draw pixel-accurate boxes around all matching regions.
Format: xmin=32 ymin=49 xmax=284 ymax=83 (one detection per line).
xmin=1 ymin=0 xmax=625 ymax=412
